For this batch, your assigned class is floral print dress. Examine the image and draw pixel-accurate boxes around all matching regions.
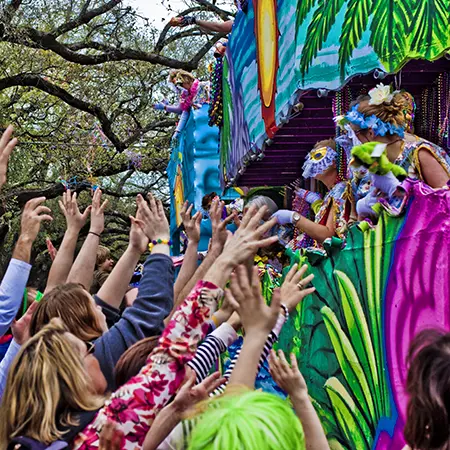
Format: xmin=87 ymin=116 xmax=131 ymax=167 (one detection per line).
xmin=72 ymin=281 xmax=222 ymax=450
xmin=395 ymin=136 xmax=450 ymax=181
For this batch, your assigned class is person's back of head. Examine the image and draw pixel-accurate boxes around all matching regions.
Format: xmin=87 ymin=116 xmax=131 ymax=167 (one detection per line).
xmin=405 ymin=329 xmax=450 ymax=450
xmin=29 ymin=283 xmax=105 ymax=342
xmin=0 ymin=320 xmax=103 ymax=447
xmin=187 ymin=389 xmax=305 ymax=450
xmin=114 ymin=336 xmax=159 ymax=387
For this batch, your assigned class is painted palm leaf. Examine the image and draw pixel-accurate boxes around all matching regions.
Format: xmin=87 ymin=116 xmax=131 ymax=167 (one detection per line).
xmin=325 ymin=377 xmax=372 ymax=449
xmin=408 ymin=0 xmax=449 ymax=59
xmin=322 ymin=306 xmax=377 ymax=428
xmin=369 ymin=0 xmax=412 ymax=71
xmin=300 ymin=0 xmax=346 ymax=78
xmin=296 ymin=0 xmax=317 ymax=31
xmin=334 ymin=270 xmax=381 ymax=418
xmin=338 ymin=0 xmax=373 ymax=79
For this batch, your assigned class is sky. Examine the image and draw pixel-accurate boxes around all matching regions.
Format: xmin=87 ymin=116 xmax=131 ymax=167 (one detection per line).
xmin=127 ymin=0 xmax=187 ymax=28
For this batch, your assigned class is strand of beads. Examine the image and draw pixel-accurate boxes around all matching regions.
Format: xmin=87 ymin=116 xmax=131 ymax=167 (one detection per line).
xmin=208 ymin=56 xmax=224 ymax=127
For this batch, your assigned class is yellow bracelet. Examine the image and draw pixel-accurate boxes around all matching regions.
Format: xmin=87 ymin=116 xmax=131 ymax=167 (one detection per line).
xmin=148 ymin=239 xmax=172 ymax=251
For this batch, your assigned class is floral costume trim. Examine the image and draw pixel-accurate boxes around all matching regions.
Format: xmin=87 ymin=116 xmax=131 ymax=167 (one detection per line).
xmin=72 ymin=281 xmax=222 ymax=450
xmin=395 ymin=136 xmax=450 ymax=181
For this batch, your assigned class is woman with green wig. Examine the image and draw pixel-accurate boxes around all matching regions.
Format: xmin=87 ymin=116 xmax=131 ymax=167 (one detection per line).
xmin=187 ymin=389 xmax=305 ymax=450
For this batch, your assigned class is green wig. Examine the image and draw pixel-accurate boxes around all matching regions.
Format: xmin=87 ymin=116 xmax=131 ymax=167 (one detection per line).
xmin=187 ymin=389 xmax=305 ymax=450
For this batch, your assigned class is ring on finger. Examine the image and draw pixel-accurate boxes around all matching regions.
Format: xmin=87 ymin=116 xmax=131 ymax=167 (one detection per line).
xmin=297 ymin=281 xmax=304 ymax=290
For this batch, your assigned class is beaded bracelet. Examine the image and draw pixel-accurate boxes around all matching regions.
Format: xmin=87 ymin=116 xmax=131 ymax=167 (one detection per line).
xmin=148 ymin=239 xmax=173 ymax=251
xmin=280 ymin=303 xmax=289 ymax=322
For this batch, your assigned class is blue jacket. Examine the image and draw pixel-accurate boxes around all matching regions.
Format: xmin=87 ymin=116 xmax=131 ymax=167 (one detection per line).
xmin=93 ymin=253 xmax=174 ymax=391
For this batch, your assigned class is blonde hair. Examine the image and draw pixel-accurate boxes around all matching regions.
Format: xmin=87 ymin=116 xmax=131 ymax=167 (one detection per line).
xmin=30 ymin=283 xmax=104 ymax=342
xmin=0 ymin=320 xmax=104 ymax=446
xmin=170 ymin=69 xmax=196 ymax=86
xmin=314 ymin=138 xmax=336 ymax=151
xmin=357 ymin=92 xmax=410 ymax=128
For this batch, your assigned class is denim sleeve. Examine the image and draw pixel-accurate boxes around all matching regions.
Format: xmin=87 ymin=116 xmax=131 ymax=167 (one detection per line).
xmin=0 ymin=259 xmax=31 ymax=337
xmin=93 ymin=253 xmax=174 ymax=391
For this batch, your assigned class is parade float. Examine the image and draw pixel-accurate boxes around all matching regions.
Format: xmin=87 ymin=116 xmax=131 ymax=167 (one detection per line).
xmin=208 ymin=1 xmax=450 ymax=449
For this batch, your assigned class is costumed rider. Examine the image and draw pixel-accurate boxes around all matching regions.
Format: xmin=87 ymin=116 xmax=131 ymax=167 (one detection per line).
xmin=153 ymin=70 xmax=210 ymax=144
xmin=169 ymin=0 xmax=249 ymax=34
xmin=341 ymin=84 xmax=450 ymax=219
xmin=272 ymin=139 xmax=355 ymax=246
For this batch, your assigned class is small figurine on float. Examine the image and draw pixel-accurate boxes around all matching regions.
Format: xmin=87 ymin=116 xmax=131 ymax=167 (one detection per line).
xmin=154 ymin=70 xmax=210 ymax=143
xmin=272 ymin=139 xmax=354 ymax=247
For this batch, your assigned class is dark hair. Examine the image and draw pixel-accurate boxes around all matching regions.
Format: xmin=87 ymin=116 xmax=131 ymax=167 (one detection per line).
xmin=404 ymin=329 xmax=450 ymax=450
xmin=114 ymin=336 xmax=159 ymax=387
xmin=202 ymin=192 xmax=217 ymax=210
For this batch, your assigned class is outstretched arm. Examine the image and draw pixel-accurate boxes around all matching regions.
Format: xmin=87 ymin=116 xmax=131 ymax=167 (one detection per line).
xmin=96 ymin=199 xmax=148 ymax=310
xmin=67 ymin=189 xmax=108 ymax=290
xmin=270 ymin=350 xmax=330 ymax=450
xmin=170 ymin=16 xmax=234 ymax=33
xmin=273 ymin=208 xmax=336 ymax=243
xmin=172 ymin=203 xmax=201 ymax=311
xmin=0 ymin=198 xmax=52 ymax=338
xmin=45 ymin=190 xmax=91 ymax=293
xmin=174 ymin=200 xmax=234 ymax=306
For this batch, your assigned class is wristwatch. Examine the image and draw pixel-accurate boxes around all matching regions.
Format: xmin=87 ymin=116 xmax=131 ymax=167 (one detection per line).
xmin=292 ymin=212 xmax=301 ymax=225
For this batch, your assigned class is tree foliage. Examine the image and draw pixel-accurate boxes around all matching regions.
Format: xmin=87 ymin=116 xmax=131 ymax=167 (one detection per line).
xmin=0 ymin=0 xmax=234 ymax=279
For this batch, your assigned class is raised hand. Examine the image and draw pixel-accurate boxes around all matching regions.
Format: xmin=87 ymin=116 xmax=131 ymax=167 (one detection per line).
xmin=89 ymin=188 xmax=108 ymax=235
xmin=221 ymin=205 xmax=278 ymax=266
xmin=172 ymin=371 xmax=225 ymax=414
xmin=181 ymin=202 xmax=202 ymax=244
xmin=227 ymin=265 xmax=280 ymax=336
xmin=136 ymin=193 xmax=170 ymax=241
xmin=11 ymin=301 xmax=39 ymax=345
xmin=280 ymin=264 xmax=316 ymax=312
xmin=269 ymin=350 xmax=308 ymax=401
xmin=272 ymin=209 xmax=294 ymax=226
xmin=59 ymin=189 xmax=91 ymax=232
xmin=210 ymin=198 xmax=234 ymax=251
xmin=0 ymin=125 xmax=17 ymax=189
xmin=20 ymin=197 xmax=53 ymax=243
xmin=129 ymin=215 xmax=149 ymax=254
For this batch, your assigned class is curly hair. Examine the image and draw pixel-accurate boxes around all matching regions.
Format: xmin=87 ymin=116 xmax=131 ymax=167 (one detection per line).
xmin=357 ymin=92 xmax=411 ymax=129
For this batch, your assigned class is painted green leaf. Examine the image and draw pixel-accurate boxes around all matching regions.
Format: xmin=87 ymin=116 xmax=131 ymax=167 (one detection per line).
xmin=369 ymin=0 xmax=412 ymax=71
xmin=334 ymin=270 xmax=380 ymax=418
xmin=300 ymin=0 xmax=346 ymax=77
xmin=296 ymin=0 xmax=317 ymax=30
xmin=325 ymin=377 xmax=372 ymax=449
xmin=329 ymin=440 xmax=350 ymax=450
xmin=321 ymin=306 xmax=376 ymax=427
xmin=408 ymin=0 xmax=449 ymax=59
xmin=338 ymin=0 xmax=372 ymax=80
xmin=310 ymin=397 xmax=339 ymax=438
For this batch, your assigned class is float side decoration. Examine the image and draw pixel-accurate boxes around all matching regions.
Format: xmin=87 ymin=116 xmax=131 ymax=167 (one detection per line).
xmin=216 ymin=1 xmax=450 ymax=449
xmin=220 ymin=0 xmax=450 ymax=187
